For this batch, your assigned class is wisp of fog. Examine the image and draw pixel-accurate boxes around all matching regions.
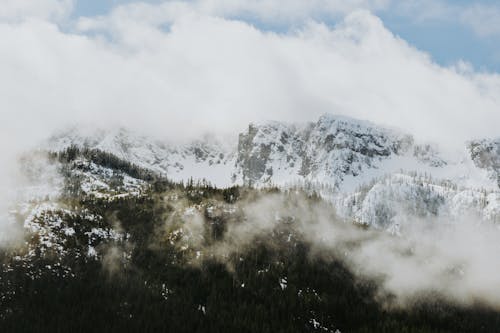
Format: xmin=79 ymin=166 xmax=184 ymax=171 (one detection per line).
xmin=178 ymin=192 xmax=500 ymax=309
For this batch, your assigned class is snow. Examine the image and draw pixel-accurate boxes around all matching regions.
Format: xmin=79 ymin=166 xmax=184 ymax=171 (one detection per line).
xmin=87 ymin=246 xmax=97 ymax=258
xmin=334 ymin=172 xmax=500 ymax=228
xmin=46 ymin=127 xmax=237 ymax=187
xmin=279 ymin=277 xmax=288 ymax=290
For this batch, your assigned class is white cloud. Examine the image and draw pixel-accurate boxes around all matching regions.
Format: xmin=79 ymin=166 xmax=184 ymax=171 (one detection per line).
xmin=219 ymin=193 xmax=500 ymax=308
xmin=1 ymin=4 xmax=500 ymax=147
xmin=389 ymin=0 xmax=500 ymax=39
xmin=389 ymin=0 xmax=450 ymax=20
xmin=76 ymin=0 xmax=391 ymax=33
xmin=0 ymin=0 xmax=74 ymax=22
xmin=461 ymin=4 xmax=500 ymax=38
xmin=195 ymin=0 xmax=391 ymax=22
xmin=75 ymin=0 xmax=500 ymax=40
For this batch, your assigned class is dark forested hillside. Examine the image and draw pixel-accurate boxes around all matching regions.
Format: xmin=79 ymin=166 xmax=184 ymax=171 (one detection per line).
xmin=2 ymin=149 xmax=500 ymax=333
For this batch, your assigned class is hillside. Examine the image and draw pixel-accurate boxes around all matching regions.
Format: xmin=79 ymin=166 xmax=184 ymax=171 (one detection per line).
xmin=3 ymin=147 xmax=500 ymax=332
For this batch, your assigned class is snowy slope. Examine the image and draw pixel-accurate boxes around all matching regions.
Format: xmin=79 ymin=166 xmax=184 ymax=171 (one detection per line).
xmin=334 ymin=172 xmax=500 ymax=228
xmin=46 ymin=127 xmax=237 ymax=187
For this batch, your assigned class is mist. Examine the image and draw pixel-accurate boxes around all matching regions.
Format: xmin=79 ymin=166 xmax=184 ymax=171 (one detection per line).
xmin=171 ymin=191 xmax=500 ymax=309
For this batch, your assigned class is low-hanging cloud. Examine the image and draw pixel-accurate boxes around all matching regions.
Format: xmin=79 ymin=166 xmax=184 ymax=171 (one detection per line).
xmin=176 ymin=191 xmax=500 ymax=309
xmin=1 ymin=3 xmax=500 ymax=147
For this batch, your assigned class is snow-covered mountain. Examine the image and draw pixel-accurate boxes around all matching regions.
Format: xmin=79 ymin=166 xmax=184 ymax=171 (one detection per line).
xmin=235 ymin=115 xmax=414 ymax=188
xmin=335 ymin=173 xmax=500 ymax=229
xmin=47 ymin=127 xmax=237 ymax=187
xmin=233 ymin=114 xmax=467 ymax=191
xmin=46 ymin=114 xmax=496 ymax=190
xmin=43 ymin=114 xmax=500 ymax=228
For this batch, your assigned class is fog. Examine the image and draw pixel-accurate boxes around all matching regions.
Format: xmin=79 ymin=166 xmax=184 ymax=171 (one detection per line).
xmin=176 ymin=192 xmax=500 ymax=309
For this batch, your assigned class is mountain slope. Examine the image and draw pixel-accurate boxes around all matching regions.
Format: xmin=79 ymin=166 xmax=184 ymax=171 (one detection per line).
xmin=42 ymin=114 xmax=500 ymax=229
xmin=46 ymin=114 xmax=497 ymax=191
xmin=47 ymin=127 xmax=237 ymax=187
xmin=4 ymin=148 xmax=500 ymax=333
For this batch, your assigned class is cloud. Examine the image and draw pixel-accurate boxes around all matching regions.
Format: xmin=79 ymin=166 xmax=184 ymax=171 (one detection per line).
xmin=75 ymin=0 xmax=500 ymax=40
xmin=76 ymin=0 xmax=391 ymax=29
xmin=460 ymin=4 xmax=500 ymax=38
xmin=0 ymin=0 xmax=74 ymax=22
xmin=194 ymin=0 xmax=391 ymax=24
xmin=0 ymin=3 xmax=499 ymax=150
xmin=391 ymin=0 xmax=500 ymax=39
xmin=23 ymin=4 xmax=500 ymax=144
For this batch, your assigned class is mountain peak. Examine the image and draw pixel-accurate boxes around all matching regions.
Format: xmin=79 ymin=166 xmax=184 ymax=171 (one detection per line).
xmin=44 ymin=114 xmax=499 ymax=193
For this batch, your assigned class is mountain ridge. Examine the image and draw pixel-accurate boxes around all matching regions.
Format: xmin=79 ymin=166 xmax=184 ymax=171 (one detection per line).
xmin=40 ymin=113 xmax=500 ymax=228
xmin=45 ymin=113 xmax=498 ymax=192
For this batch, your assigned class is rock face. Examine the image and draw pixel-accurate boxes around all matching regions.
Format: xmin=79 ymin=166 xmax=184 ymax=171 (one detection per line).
xmin=235 ymin=114 xmax=414 ymax=187
xmin=236 ymin=121 xmax=304 ymax=186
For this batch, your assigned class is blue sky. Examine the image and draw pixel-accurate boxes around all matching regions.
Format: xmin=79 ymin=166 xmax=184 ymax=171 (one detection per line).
xmin=72 ymin=0 xmax=500 ymax=72
xmin=74 ymin=0 xmax=163 ymax=17
xmin=379 ymin=10 xmax=500 ymax=72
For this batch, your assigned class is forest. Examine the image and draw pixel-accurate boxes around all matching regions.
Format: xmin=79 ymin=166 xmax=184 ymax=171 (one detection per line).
xmin=1 ymin=147 xmax=500 ymax=332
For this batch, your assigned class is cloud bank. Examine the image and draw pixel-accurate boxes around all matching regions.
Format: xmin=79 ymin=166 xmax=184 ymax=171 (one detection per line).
xmin=1 ymin=4 xmax=500 ymax=144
